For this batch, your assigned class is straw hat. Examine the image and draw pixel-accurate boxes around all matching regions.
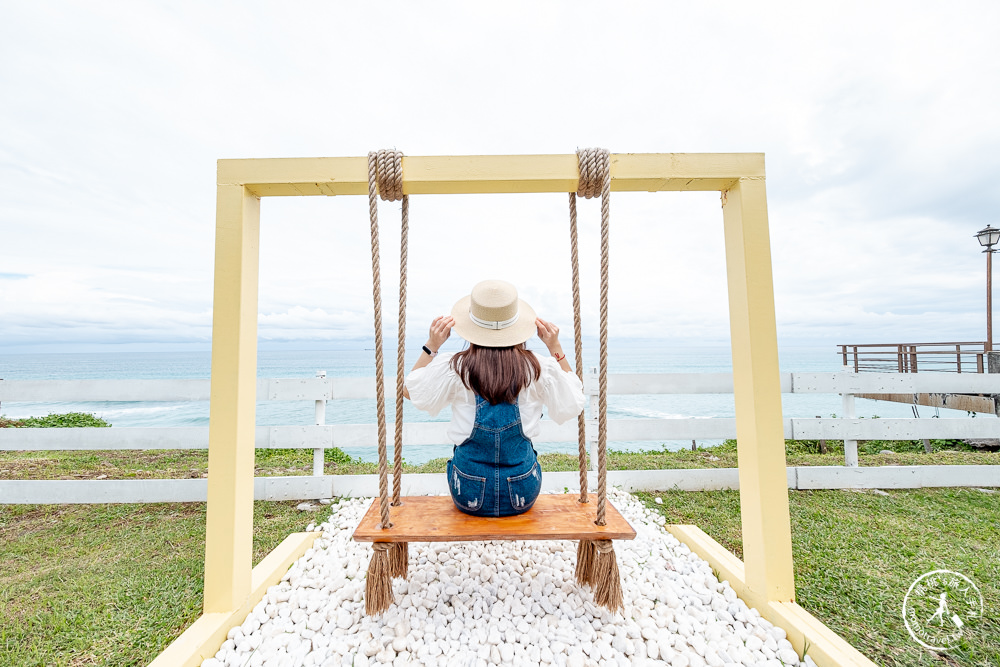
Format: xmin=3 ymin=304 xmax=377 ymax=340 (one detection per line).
xmin=450 ymin=280 xmax=537 ymax=347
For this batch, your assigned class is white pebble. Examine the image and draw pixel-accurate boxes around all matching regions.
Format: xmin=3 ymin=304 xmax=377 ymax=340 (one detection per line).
xmin=705 ymin=649 xmax=725 ymax=667
xmin=197 ymin=492 xmax=800 ymax=667
xmin=778 ymin=647 xmax=800 ymax=664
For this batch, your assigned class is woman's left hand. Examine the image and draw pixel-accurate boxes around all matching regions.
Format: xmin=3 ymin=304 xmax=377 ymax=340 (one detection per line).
xmin=427 ymin=315 xmax=454 ymax=351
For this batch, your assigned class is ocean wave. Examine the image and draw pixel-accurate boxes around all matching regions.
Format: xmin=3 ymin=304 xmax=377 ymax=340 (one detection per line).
xmin=609 ymin=406 xmax=714 ymax=420
xmin=95 ymin=404 xmax=189 ymax=418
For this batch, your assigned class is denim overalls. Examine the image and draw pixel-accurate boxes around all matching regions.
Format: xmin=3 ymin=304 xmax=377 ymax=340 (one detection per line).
xmin=445 ymin=395 xmax=542 ymax=516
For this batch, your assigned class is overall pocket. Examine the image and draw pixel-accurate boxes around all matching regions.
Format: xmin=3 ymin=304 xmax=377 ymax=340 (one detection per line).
xmin=447 ymin=460 xmax=487 ymax=513
xmin=507 ymin=461 xmax=542 ymax=512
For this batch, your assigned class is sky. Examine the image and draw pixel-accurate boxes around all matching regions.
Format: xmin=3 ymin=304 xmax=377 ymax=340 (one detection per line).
xmin=2 ymin=1 xmax=999 ymax=354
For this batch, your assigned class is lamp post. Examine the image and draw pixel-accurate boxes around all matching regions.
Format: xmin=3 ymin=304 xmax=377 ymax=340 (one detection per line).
xmin=975 ymin=225 xmax=1000 ymax=351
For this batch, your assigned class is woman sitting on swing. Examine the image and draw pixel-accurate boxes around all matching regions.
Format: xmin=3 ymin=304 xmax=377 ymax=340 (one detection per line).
xmin=405 ymin=280 xmax=586 ymax=517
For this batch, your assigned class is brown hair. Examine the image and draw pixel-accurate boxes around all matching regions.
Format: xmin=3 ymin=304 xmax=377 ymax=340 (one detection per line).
xmin=451 ymin=343 xmax=541 ymax=405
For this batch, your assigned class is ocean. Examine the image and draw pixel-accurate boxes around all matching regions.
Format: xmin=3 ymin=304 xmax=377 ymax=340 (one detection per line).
xmin=0 ymin=342 xmax=976 ymax=464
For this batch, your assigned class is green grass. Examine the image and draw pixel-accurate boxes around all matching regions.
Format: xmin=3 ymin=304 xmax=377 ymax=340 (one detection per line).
xmin=0 ymin=501 xmax=310 ymax=667
xmin=3 ymin=489 xmax=997 ymax=666
xmin=1 ymin=418 xmax=997 ymax=665
xmin=635 ymin=487 xmax=1000 ymax=667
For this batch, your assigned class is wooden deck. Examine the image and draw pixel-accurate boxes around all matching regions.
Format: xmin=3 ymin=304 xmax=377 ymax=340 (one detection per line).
xmin=353 ymin=494 xmax=636 ymax=543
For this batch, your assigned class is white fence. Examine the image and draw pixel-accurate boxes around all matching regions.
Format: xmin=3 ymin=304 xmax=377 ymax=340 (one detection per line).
xmin=1 ymin=372 xmax=998 ymax=503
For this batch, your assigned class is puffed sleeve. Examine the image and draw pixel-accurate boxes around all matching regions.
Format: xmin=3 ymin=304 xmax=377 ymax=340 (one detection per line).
xmin=538 ymin=356 xmax=586 ymax=424
xmin=405 ymin=352 xmax=461 ymax=417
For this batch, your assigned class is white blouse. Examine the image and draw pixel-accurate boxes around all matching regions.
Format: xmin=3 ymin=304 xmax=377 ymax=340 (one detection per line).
xmin=405 ymin=351 xmax=586 ymax=445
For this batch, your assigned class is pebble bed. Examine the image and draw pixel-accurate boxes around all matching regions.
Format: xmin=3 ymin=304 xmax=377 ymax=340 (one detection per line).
xmin=203 ymin=489 xmax=813 ymax=667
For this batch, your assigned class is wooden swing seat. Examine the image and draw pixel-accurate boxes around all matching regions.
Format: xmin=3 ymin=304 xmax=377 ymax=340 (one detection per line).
xmin=353 ymin=494 xmax=636 ymax=543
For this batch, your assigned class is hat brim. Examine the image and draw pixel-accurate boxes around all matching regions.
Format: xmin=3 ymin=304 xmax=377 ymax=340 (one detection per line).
xmin=450 ymin=295 xmax=537 ymax=347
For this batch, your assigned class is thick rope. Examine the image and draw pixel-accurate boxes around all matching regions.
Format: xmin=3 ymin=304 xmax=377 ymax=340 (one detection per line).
xmin=369 ymin=150 xmax=410 ymax=583
xmin=368 ymin=149 xmax=405 ymax=531
xmin=368 ymin=152 xmax=390 ymax=530
xmin=576 ymin=147 xmax=611 ymax=526
xmin=384 ymin=152 xmax=410 ymax=579
xmin=597 ymin=151 xmax=610 ymax=527
xmin=572 ymin=149 xmax=620 ymax=613
xmin=570 ymin=186 xmax=594 ymax=588
xmin=568 ymin=193 xmax=588 ymax=504
xmin=392 ymin=177 xmax=407 ymax=507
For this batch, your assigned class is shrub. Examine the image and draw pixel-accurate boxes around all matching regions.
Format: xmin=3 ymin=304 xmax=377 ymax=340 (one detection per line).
xmin=10 ymin=412 xmax=112 ymax=428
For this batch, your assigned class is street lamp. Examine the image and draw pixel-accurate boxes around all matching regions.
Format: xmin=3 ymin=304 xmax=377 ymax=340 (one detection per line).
xmin=975 ymin=225 xmax=1000 ymax=351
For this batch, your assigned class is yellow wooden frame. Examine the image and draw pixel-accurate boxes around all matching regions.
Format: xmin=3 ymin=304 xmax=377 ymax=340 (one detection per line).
xmin=151 ymin=153 xmax=874 ymax=667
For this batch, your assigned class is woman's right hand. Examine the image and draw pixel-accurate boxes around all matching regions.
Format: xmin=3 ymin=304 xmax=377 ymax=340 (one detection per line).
xmin=536 ymin=317 xmax=572 ymax=372
xmin=535 ymin=318 xmax=563 ymax=354
xmin=427 ymin=315 xmax=454 ymax=351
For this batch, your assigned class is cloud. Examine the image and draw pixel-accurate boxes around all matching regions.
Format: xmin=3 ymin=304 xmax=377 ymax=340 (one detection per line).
xmin=1 ymin=1 xmax=999 ymax=352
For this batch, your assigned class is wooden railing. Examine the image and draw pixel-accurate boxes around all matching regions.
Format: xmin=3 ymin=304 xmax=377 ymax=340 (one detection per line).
xmin=838 ymin=342 xmax=989 ymax=373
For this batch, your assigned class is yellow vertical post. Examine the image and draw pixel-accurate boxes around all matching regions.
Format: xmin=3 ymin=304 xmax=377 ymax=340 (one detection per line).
xmin=204 ymin=183 xmax=261 ymax=613
xmin=721 ymin=177 xmax=795 ymax=607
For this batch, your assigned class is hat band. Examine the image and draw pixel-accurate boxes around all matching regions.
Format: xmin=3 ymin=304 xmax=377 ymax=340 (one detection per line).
xmin=469 ymin=309 xmax=520 ymax=330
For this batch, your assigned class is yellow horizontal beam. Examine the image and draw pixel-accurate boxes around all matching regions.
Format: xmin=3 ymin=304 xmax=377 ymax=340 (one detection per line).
xmin=149 ymin=531 xmax=321 ymax=667
xmin=667 ymin=524 xmax=877 ymax=667
xmin=217 ymin=153 xmax=765 ymax=197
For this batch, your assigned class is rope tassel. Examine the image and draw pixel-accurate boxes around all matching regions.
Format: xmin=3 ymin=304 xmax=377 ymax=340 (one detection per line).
xmin=388 ymin=541 xmax=409 ymax=579
xmin=365 ymin=542 xmax=394 ymax=615
xmin=575 ymin=539 xmax=597 ymax=586
xmin=590 ymin=539 xmax=623 ymax=613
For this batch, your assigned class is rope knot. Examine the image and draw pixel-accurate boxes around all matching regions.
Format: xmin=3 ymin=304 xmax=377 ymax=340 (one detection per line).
xmin=372 ymin=542 xmax=392 ymax=552
xmin=369 ymin=150 xmax=405 ymax=201
xmin=594 ymin=539 xmax=615 ymax=554
xmin=576 ymin=148 xmax=610 ymax=199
